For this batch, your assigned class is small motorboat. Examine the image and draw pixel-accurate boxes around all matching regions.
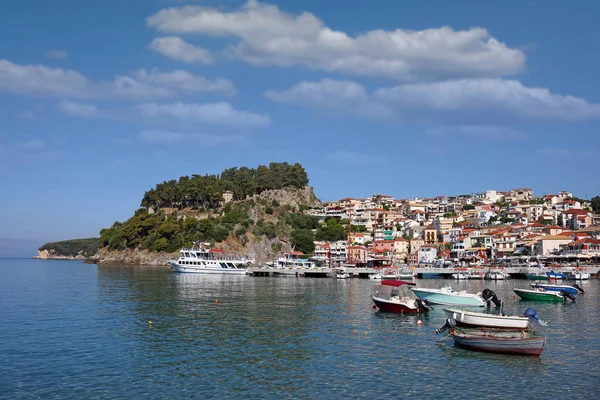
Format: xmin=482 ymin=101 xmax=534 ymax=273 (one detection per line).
xmin=436 ymin=318 xmax=546 ymax=356
xmin=513 ymin=288 xmax=574 ymax=302
xmin=530 ymin=283 xmax=584 ymax=297
xmin=369 ymin=273 xmax=382 ymax=280
xmin=335 ymin=268 xmax=350 ymax=279
xmin=371 ymin=280 xmax=429 ymax=314
xmin=443 ymin=307 xmax=546 ymax=331
xmin=452 ymin=272 xmax=468 ymax=280
xmin=485 ymin=271 xmax=507 ymax=280
xmin=410 ymin=287 xmax=502 ymax=308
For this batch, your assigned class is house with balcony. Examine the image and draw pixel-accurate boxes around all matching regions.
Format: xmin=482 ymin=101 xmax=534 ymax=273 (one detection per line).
xmin=347 ymin=246 xmax=368 ymax=266
xmin=506 ymin=188 xmax=533 ymax=202
xmin=424 ymin=227 xmax=438 ymax=244
xmin=533 ymin=235 xmax=572 ymax=256
xmin=560 ymin=238 xmax=600 ymax=256
xmin=561 ymin=209 xmax=592 ymax=230
xmin=410 ymin=238 xmax=425 ymax=254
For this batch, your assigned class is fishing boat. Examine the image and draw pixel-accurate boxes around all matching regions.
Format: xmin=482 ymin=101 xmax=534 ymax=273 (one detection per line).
xmin=371 ymin=280 xmax=429 ymax=314
xmin=409 ymin=287 xmax=501 ymax=307
xmin=513 ymin=288 xmax=571 ymax=302
xmin=442 ymin=307 xmax=546 ymax=331
xmin=436 ymin=319 xmax=546 ymax=356
xmin=169 ymin=245 xmax=251 ymax=274
xmin=547 ymin=272 xmax=566 ymax=281
xmin=565 ymin=271 xmax=591 ymax=280
xmin=530 ymin=283 xmax=584 ymax=297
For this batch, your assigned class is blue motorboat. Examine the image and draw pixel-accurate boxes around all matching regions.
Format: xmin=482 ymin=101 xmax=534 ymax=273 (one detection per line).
xmin=547 ymin=272 xmax=566 ymax=280
xmin=530 ymin=283 xmax=584 ymax=297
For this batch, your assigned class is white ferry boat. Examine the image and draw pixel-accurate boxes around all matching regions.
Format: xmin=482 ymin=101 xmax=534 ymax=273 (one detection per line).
xmin=169 ymin=245 xmax=252 ymax=274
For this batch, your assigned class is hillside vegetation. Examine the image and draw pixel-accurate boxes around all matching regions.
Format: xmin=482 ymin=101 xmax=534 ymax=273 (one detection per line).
xmin=97 ymin=163 xmax=337 ymax=263
xmin=39 ymin=238 xmax=99 ymax=258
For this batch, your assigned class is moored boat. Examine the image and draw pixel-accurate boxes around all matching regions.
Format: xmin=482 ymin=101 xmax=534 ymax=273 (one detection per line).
xmin=436 ymin=318 xmax=546 ymax=356
xmin=169 ymin=245 xmax=251 ymax=274
xmin=443 ymin=308 xmax=532 ymax=330
xmin=371 ymin=280 xmax=429 ymax=314
xmin=513 ymin=288 xmax=568 ymax=302
xmin=336 ymin=268 xmax=350 ymax=279
xmin=530 ymin=283 xmax=584 ymax=297
xmin=410 ymin=287 xmax=500 ymax=307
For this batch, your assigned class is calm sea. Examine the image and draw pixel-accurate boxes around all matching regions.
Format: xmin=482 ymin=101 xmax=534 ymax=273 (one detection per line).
xmin=1 ymin=259 xmax=599 ymax=399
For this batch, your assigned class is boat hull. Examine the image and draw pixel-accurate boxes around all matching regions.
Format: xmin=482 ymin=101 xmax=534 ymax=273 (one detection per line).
xmin=444 ymin=308 xmax=530 ymax=330
xmin=410 ymin=288 xmax=484 ymax=307
xmin=513 ymin=288 xmax=563 ymax=302
xmin=169 ymin=262 xmax=247 ymax=275
xmin=371 ymin=295 xmax=419 ymax=314
xmin=451 ymin=332 xmax=545 ymax=356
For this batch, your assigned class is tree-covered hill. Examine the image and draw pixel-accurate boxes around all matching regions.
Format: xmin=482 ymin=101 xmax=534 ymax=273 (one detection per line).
xmin=38 ymin=238 xmax=99 ymax=258
xmin=140 ymin=162 xmax=309 ymax=210
xmin=97 ymin=163 xmax=332 ymax=264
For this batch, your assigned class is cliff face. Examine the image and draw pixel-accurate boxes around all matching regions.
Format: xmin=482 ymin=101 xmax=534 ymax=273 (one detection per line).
xmin=94 ymin=186 xmax=322 ymax=266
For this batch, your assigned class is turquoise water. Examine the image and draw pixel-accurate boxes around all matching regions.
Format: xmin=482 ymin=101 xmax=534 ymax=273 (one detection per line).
xmin=1 ymin=259 xmax=599 ymax=399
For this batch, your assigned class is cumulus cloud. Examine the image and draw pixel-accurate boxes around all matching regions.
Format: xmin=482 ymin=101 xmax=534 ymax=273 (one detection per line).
xmin=266 ymin=78 xmax=600 ymax=122
xmin=148 ymin=36 xmax=214 ymax=64
xmin=139 ymin=129 xmax=249 ymax=146
xmin=59 ymin=100 xmax=99 ymax=117
xmin=134 ymin=102 xmax=271 ymax=128
xmin=147 ymin=0 xmax=525 ymax=81
xmin=0 ymin=59 xmax=234 ymax=100
xmin=46 ymin=50 xmax=68 ymax=59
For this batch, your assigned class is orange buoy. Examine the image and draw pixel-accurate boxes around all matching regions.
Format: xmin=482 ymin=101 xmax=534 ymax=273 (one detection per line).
xmin=215 ymin=299 xmax=219 ymax=304
xmin=417 ymin=320 xmax=423 ymax=326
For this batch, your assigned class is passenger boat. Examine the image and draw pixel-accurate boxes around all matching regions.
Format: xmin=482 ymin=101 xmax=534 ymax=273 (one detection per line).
xmin=169 ymin=245 xmax=251 ymax=274
xmin=442 ymin=307 xmax=545 ymax=331
xmin=530 ymin=283 xmax=584 ymax=297
xmin=513 ymin=288 xmax=568 ymax=302
xmin=436 ymin=318 xmax=546 ymax=356
xmin=409 ymin=287 xmax=498 ymax=307
xmin=371 ymin=280 xmax=429 ymax=314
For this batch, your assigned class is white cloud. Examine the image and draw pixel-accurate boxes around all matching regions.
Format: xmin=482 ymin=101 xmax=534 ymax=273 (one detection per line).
xmin=134 ymin=102 xmax=271 ymax=128
xmin=265 ymin=78 xmax=366 ymax=109
xmin=374 ymin=79 xmax=600 ymax=120
xmin=148 ymin=36 xmax=214 ymax=64
xmin=425 ymin=125 xmax=528 ymax=140
xmin=133 ymin=68 xmax=234 ymax=95
xmin=266 ymin=78 xmax=600 ymax=122
xmin=46 ymin=50 xmax=68 ymax=59
xmin=147 ymin=1 xmax=525 ymax=81
xmin=139 ymin=129 xmax=248 ymax=146
xmin=59 ymin=100 xmax=99 ymax=117
xmin=0 ymin=59 xmax=234 ymax=100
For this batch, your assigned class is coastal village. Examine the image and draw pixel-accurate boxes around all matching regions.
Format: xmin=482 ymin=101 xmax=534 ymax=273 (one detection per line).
xmin=302 ymin=188 xmax=600 ymax=270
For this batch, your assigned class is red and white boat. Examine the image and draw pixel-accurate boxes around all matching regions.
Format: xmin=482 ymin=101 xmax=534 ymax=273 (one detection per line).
xmin=370 ymin=280 xmax=430 ymax=314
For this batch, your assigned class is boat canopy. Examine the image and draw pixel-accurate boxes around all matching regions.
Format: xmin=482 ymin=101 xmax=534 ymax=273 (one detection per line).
xmin=381 ymin=280 xmax=416 ymax=287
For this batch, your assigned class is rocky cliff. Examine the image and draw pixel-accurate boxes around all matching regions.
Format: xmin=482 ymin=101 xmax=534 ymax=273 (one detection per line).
xmin=34 ymin=249 xmax=88 ymax=261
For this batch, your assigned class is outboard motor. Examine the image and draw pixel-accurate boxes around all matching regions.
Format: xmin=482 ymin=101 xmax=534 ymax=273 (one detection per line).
xmin=482 ymin=289 xmax=502 ymax=307
xmin=560 ymin=290 xmax=576 ymax=302
xmin=572 ymin=283 xmax=585 ymax=294
xmin=435 ymin=317 xmax=456 ymax=335
xmin=415 ymin=299 xmax=431 ymax=314
xmin=524 ymin=307 xmax=548 ymax=326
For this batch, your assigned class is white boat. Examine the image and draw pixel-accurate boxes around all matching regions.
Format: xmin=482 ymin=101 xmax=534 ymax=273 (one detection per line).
xmin=410 ymin=287 xmax=488 ymax=307
xmin=452 ymin=272 xmax=468 ymax=280
xmin=485 ymin=270 xmax=507 ymax=280
xmin=169 ymin=246 xmax=251 ymax=274
xmin=267 ymin=252 xmax=316 ymax=269
xmin=369 ymin=274 xmax=382 ymax=280
xmin=466 ymin=270 xmax=485 ymax=280
xmin=336 ymin=268 xmax=350 ymax=279
xmin=443 ymin=308 xmax=532 ymax=330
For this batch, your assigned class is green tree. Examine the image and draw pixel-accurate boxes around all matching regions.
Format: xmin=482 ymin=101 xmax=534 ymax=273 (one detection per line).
xmin=591 ymin=196 xmax=600 ymax=213
xmin=291 ymin=229 xmax=315 ymax=254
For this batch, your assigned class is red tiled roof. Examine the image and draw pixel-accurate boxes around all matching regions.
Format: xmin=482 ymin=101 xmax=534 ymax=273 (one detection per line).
xmin=569 ymin=238 xmax=600 ymax=245
xmin=563 ymin=209 xmax=588 ymax=215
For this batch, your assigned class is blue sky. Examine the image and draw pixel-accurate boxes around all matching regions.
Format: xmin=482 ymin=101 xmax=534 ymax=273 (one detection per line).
xmin=1 ymin=0 xmax=600 ymax=256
